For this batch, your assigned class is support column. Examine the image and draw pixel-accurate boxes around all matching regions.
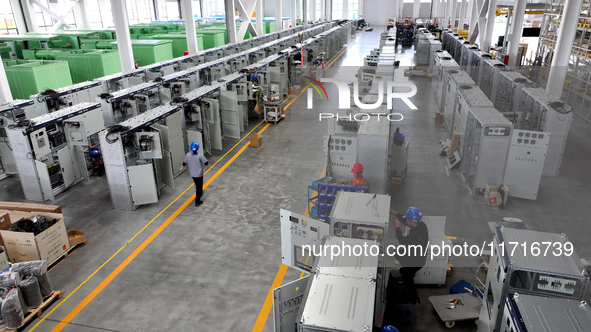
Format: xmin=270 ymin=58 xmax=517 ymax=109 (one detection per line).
xmin=446 ymin=0 xmax=454 ymax=29
xmin=547 ymin=0 xmax=583 ymax=97
xmin=276 ymin=0 xmax=283 ymax=31
xmin=311 ymin=0 xmax=316 ymax=22
xmin=459 ymin=0 xmax=468 ymax=31
xmin=451 ymin=0 xmax=458 ymax=30
xmin=468 ymin=0 xmax=479 ymax=41
xmin=110 ymin=0 xmax=135 ymax=72
xmin=256 ymin=0 xmax=263 ymax=35
xmin=15 ymin=0 xmax=39 ymax=32
xmin=393 ymin=0 xmax=400 ymax=23
xmin=182 ymin=0 xmax=199 ymax=52
xmin=413 ymin=0 xmax=420 ymax=19
xmin=326 ymin=0 xmax=332 ymax=21
xmin=292 ymin=0 xmax=298 ymax=24
xmin=507 ymin=0 xmax=525 ymax=67
xmin=303 ymin=0 xmax=308 ymax=23
xmin=153 ymin=0 xmax=161 ymax=21
xmin=0 ymin=55 xmax=13 ymax=104
xmin=481 ymin=0 xmax=498 ymax=52
xmin=321 ymin=0 xmax=326 ymax=21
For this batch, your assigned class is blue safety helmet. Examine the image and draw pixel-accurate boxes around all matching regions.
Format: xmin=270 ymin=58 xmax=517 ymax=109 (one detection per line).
xmin=381 ymin=326 xmax=400 ymax=332
xmin=251 ymin=74 xmax=258 ymax=80
xmin=404 ymin=207 xmax=422 ymax=220
xmin=89 ymin=149 xmax=100 ymax=158
xmin=190 ymin=142 xmax=199 ymax=152
xmin=309 ymin=48 xmax=313 ymax=51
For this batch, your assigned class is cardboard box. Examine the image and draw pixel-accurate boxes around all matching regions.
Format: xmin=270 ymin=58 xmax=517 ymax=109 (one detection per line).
xmin=435 ymin=113 xmax=444 ymax=123
xmin=249 ymin=133 xmax=263 ymax=148
xmin=484 ymin=184 xmax=509 ymax=207
xmin=450 ymin=132 xmax=461 ymax=154
xmin=67 ymin=230 xmax=87 ymax=247
xmin=0 ymin=213 xmax=10 ymax=231
xmin=392 ymin=175 xmax=404 ymax=185
xmin=0 ymin=212 xmax=70 ymax=265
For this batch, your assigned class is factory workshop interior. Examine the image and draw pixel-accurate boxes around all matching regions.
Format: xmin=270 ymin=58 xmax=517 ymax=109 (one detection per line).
xmin=0 ymin=0 xmax=591 ymax=331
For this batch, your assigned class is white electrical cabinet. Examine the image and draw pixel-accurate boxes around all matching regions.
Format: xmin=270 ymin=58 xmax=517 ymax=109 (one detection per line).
xmin=478 ymin=59 xmax=508 ymax=104
xmin=500 ymin=294 xmax=591 ymax=332
xmin=432 ymin=51 xmax=459 ymax=109
xmin=428 ymin=39 xmax=442 ymax=74
xmin=453 ymin=39 xmax=470 ymax=64
xmin=443 ymin=70 xmax=475 ymax=130
xmin=477 ymin=227 xmax=589 ymax=332
xmin=357 ymin=116 xmax=391 ymax=195
xmin=459 ymin=108 xmax=512 ymax=195
xmin=518 ymin=88 xmax=573 ymax=176
xmin=468 ymin=51 xmax=494 ymax=86
xmin=325 ymin=135 xmax=358 ymax=182
xmin=452 ymin=85 xmax=494 ymax=156
xmin=459 ymin=43 xmax=479 ymax=70
xmin=504 ymin=130 xmax=550 ymax=200
xmin=494 ymin=71 xmax=533 ymax=115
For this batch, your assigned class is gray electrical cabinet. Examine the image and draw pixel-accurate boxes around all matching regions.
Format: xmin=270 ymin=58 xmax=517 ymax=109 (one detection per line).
xmin=356 ymin=116 xmax=391 ymax=195
xmin=0 ymin=99 xmax=36 ymax=179
xmin=428 ymin=39 xmax=442 ymax=74
xmin=443 ymin=70 xmax=475 ymax=130
xmin=452 ymin=85 xmax=494 ymax=156
xmin=500 ymin=293 xmax=591 ymax=332
xmin=494 ymin=71 xmax=533 ymax=115
xmin=32 ymin=81 xmax=102 ymax=115
xmin=469 ymin=51 xmax=494 ymax=86
xmin=432 ymin=51 xmax=459 ymax=109
xmin=459 ymin=43 xmax=479 ymax=70
xmin=459 ymin=108 xmax=512 ymax=195
xmin=478 ymin=59 xmax=508 ymax=104
xmin=477 ymin=227 xmax=589 ymax=332
xmin=504 ymin=130 xmax=550 ymax=200
xmin=518 ymin=88 xmax=572 ymax=176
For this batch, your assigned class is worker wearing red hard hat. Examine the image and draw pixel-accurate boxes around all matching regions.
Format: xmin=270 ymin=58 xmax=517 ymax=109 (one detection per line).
xmin=350 ymin=162 xmax=370 ymax=192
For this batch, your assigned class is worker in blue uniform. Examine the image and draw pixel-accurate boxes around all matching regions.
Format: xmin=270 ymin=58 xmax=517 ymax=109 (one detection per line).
xmin=180 ymin=142 xmax=209 ymax=206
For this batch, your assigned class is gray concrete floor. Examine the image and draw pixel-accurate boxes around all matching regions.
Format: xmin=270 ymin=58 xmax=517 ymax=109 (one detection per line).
xmin=0 ymin=27 xmax=588 ymax=332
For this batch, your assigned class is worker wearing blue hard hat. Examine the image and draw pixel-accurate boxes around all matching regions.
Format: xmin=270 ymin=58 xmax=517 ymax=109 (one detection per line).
xmin=389 ymin=207 xmax=429 ymax=305
xmin=180 ymin=142 xmax=209 ymax=207
xmin=381 ymin=326 xmax=399 ymax=332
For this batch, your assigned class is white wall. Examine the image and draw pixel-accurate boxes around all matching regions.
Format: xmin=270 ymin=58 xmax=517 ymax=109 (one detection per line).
xmin=364 ymin=2 xmax=435 ymax=24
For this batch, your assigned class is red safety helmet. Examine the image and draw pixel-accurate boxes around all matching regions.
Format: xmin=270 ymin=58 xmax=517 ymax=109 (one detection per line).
xmin=351 ymin=163 xmax=364 ymax=173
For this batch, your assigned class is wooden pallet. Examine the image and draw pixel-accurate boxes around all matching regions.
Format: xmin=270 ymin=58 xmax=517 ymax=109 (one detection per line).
xmin=0 ymin=291 xmax=63 ymax=332
xmin=48 ymin=241 xmax=86 ymax=272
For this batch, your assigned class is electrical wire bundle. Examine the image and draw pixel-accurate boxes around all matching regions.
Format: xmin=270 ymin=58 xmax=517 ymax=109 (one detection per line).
xmin=105 ymin=124 xmax=130 ymax=144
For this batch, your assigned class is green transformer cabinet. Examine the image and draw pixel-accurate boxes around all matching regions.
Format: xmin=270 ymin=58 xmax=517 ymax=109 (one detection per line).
xmin=3 ymin=60 xmax=73 ymax=99
xmin=111 ymin=40 xmax=174 ymax=66
xmin=21 ymin=49 xmax=121 ymax=83
xmin=195 ymin=30 xmax=226 ymax=49
xmin=263 ymin=21 xmax=276 ymax=34
xmin=51 ymin=31 xmax=101 ymax=48
xmin=149 ymin=34 xmax=204 ymax=57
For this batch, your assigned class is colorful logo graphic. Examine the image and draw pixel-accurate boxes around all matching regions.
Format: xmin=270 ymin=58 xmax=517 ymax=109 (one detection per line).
xmin=303 ymin=76 xmax=328 ymax=104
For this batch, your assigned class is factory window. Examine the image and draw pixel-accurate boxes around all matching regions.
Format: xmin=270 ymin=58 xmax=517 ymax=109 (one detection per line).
xmin=33 ymin=0 xmax=79 ymax=32
xmin=0 ymin=2 xmax=18 ymax=35
xmin=332 ymin=0 xmax=343 ymax=20
xmin=203 ymin=0 xmax=226 ymax=17
xmin=86 ymin=0 xmax=112 ymax=29
xmin=316 ymin=1 xmax=322 ymax=20
xmin=348 ymin=0 xmax=358 ymax=20
xmin=154 ymin=1 xmax=181 ymax=21
xmin=127 ymin=0 xmax=156 ymax=25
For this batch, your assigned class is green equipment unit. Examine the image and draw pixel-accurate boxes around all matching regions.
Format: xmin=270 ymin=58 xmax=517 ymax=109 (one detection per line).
xmin=112 ymin=40 xmax=173 ymax=66
xmin=79 ymin=39 xmax=173 ymax=66
xmin=263 ymin=21 xmax=276 ymax=34
xmin=21 ymin=49 xmax=121 ymax=83
xmin=52 ymin=31 xmax=102 ymax=49
xmin=0 ymin=43 xmax=11 ymax=59
xmin=3 ymin=60 xmax=73 ymax=99
xmin=0 ymin=35 xmax=71 ymax=59
xmin=195 ymin=30 xmax=226 ymax=49
xmin=148 ymin=34 xmax=204 ymax=57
